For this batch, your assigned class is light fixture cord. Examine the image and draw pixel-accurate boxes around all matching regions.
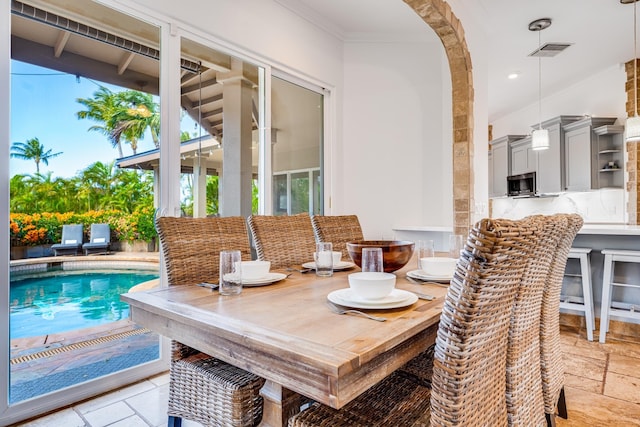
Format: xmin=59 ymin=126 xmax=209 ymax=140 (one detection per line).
xmin=198 ymin=61 xmax=202 ymax=158
xmin=538 ymin=30 xmax=543 ymax=130
xmin=635 ymin=0 xmax=638 ymax=117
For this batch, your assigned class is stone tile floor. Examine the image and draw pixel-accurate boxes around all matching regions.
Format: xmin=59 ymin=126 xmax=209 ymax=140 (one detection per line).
xmin=556 ymin=325 xmax=640 ymax=426
xmin=11 ymin=324 xmax=640 ymax=427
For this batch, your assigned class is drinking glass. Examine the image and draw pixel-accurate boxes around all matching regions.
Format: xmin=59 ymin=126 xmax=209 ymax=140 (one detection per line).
xmin=314 ymin=242 xmax=334 ymax=277
xmin=362 ymin=247 xmax=384 ymax=272
xmin=219 ymin=250 xmax=242 ymax=295
xmin=449 ymin=234 xmax=465 ymax=259
xmin=417 ymin=239 xmax=435 ymax=271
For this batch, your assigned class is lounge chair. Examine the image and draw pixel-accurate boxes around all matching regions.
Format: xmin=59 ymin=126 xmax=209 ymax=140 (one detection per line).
xmin=51 ymin=224 xmax=83 ymax=256
xmin=82 ymin=223 xmax=111 ymax=255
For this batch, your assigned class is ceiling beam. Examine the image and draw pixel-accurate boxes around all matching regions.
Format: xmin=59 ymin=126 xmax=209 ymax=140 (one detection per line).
xmin=53 ymin=30 xmax=69 ymax=58
xmin=181 ymin=77 xmax=218 ymax=95
xmin=117 ymin=51 xmax=135 ymax=75
xmin=192 ymin=94 xmax=223 ymax=109
xmin=201 ymin=108 xmax=223 ymax=119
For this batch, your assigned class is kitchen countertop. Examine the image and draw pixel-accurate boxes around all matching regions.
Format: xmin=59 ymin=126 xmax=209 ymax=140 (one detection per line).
xmin=394 ymin=223 xmax=640 ymax=236
xmin=392 ymin=225 xmax=452 ymax=232
xmin=578 ymin=223 xmax=640 ymax=235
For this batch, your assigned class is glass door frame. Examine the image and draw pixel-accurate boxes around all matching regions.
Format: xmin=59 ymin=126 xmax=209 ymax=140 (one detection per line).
xmin=270 ymin=70 xmax=332 ymax=215
xmin=0 ymin=2 xmax=172 ymax=424
xmin=0 ymin=0 xmax=334 ymax=423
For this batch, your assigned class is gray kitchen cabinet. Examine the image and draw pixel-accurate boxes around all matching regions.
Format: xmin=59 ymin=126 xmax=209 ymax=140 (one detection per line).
xmin=489 ymin=134 xmax=523 ymax=197
xmin=510 ymin=136 xmax=535 ymax=176
xmin=509 ymin=116 xmax=583 ymax=194
xmin=563 ymin=117 xmax=617 ymax=191
xmin=534 ymin=115 xmax=583 ymax=193
xmin=594 ymin=124 xmax=624 ymax=189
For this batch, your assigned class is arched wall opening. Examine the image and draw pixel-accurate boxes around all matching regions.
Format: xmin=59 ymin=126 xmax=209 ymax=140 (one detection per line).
xmin=404 ymin=0 xmax=474 ymax=235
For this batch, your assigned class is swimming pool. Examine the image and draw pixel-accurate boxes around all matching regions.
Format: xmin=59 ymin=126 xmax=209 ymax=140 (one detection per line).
xmin=10 ymin=268 xmax=159 ymax=339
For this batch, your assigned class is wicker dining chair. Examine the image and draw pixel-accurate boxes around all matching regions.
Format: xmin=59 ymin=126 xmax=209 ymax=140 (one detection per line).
xmin=504 ymin=214 xmax=568 ymax=427
xmin=288 ymin=216 xmax=542 ymax=427
xmin=155 ymin=216 xmax=265 ymax=427
xmin=247 ymin=213 xmax=317 ymax=269
xmin=310 ymin=214 xmax=364 ymax=259
xmin=540 ymin=214 xmax=584 ymax=427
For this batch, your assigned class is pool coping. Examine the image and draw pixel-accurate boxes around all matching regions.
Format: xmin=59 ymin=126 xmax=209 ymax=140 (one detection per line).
xmin=10 ymin=251 xmax=159 ymax=273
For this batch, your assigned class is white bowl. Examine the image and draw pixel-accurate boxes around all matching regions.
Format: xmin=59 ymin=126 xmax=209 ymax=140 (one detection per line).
xmin=420 ymin=257 xmax=457 ymax=277
xmin=240 ymin=260 xmax=271 ymax=280
xmin=348 ymin=272 xmax=396 ymax=300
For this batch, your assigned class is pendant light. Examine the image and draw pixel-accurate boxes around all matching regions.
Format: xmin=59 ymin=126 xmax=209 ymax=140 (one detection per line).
xmin=625 ymin=0 xmax=640 ymax=142
xmin=529 ymin=18 xmax=551 ymax=151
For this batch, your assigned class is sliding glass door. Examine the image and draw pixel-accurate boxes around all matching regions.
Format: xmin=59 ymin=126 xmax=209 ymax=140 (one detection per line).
xmin=271 ymin=76 xmax=325 ymax=215
xmin=2 ymin=2 xmax=165 ymax=423
xmin=1 ymin=2 xmax=330 ymax=424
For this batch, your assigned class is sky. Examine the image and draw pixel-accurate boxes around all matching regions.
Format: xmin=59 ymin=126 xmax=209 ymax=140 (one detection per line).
xmin=10 ymin=60 xmax=194 ymax=179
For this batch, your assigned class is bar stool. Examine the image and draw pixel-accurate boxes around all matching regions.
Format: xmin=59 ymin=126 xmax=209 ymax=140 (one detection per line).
xmin=599 ymin=249 xmax=640 ymax=343
xmin=560 ymin=248 xmax=595 ymax=341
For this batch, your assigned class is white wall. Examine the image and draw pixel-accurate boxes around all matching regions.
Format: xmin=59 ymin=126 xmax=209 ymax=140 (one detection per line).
xmin=118 ymin=0 xmax=456 ymax=239
xmin=126 ymin=0 xmax=345 ymax=87
xmin=491 ymin=64 xmax=626 ymax=136
xmin=342 ymin=40 xmax=451 ymax=239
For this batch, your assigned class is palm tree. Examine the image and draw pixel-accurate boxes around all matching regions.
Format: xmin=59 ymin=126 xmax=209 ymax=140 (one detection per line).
xmin=78 ymin=161 xmax=116 ymax=210
xmin=109 ymin=91 xmax=160 ymax=154
xmin=10 ymin=137 xmax=62 ymax=174
xmin=77 ymin=88 xmax=160 ymax=157
xmin=76 ymin=87 xmax=126 ymax=157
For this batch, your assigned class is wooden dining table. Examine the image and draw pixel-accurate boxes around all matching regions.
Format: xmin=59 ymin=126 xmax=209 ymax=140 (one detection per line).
xmin=121 ymin=258 xmax=447 ymax=427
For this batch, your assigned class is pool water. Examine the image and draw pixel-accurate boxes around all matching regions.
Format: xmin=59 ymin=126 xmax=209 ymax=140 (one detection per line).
xmin=10 ymin=269 xmax=159 ymax=339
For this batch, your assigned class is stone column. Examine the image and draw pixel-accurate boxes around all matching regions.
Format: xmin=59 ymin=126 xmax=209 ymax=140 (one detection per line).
xmin=626 ymin=58 xmax=640 ymax=224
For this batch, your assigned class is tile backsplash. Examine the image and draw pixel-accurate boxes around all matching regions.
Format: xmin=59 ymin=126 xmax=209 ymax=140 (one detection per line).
xmin=491 ymin=189 xmax=626 ymax=223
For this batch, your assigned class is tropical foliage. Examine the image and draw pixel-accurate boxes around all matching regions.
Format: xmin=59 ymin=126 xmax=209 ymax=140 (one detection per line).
xmin=76 ymin=87 xmax=159 ymax=157
xmin=10 ymin=160 xmax=156 ymax=246
xmin=10 ymin=86 xmax=256 ymax=249
xmin=180 ymin=175 xmax=258 ymax=217
xmin=10 ymin=161 xmax=153 ymax=214
xmin=10 ymin=137 xmax=62 ymax=174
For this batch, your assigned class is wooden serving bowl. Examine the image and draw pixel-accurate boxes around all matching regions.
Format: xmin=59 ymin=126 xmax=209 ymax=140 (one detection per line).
xmin=346 ymin=240 xmax=415 ymax=273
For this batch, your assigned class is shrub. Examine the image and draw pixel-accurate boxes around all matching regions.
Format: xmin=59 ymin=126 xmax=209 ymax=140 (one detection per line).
xmin=9 ymin=209 xmax=157 ymax=246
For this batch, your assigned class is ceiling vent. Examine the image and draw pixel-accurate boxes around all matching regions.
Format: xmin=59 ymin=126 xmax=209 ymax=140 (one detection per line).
xmin=528 ymin=42 xmax=572 ymax=57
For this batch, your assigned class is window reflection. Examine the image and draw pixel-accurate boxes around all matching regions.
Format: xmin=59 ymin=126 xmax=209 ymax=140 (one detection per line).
xmin=271 ymin=77 xmax=324 ymax=215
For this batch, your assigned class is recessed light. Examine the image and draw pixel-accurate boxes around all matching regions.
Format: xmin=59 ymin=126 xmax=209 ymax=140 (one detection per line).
xmin=507 ymin=72 xmax=520 ymax=80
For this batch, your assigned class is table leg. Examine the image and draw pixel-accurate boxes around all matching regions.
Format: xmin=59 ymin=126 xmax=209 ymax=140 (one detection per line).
xmin=259 ymin=380 xmax=303 ymax=427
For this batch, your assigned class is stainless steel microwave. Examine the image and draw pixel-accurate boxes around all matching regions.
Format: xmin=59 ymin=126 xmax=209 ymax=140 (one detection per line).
xmin=507 ymin=172 xmax=536 ymax=196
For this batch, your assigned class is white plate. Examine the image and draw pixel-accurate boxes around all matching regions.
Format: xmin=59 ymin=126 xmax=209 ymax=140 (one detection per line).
xmin=407 ymin=269 xmax=452 ymax=283
xmin=241 ymin=272 xmax=288 ymax=286
xmin=327 ymin=288 xmax=418 ymax=309
xmin=302 ymin=261 xmax=356 ymax=271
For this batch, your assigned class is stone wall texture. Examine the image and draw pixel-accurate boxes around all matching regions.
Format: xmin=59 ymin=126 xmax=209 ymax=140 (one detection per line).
xmin=404 ymin=0 xmax=474 ymax=236
xmin=626 ymin=59 xmax=639 ymax=224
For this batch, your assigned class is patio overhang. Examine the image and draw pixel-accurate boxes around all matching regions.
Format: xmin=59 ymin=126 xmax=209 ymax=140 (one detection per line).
xmin=116 ymin=136 xmax=258 ymax=177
